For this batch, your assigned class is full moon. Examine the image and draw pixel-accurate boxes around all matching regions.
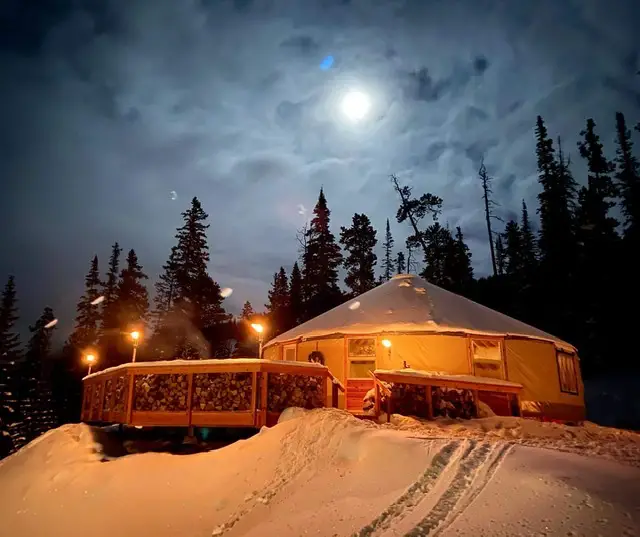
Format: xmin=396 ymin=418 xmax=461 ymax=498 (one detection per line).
xmin=341 ymin=90 xmax=371 ymax=122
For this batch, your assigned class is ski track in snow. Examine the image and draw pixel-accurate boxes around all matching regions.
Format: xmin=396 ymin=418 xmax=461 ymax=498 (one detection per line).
xmin=354 ymin=439 xmax=513 ymax=537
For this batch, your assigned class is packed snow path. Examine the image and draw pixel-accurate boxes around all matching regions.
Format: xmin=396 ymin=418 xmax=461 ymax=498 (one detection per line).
xmin=0 ymin=409 xmax=638 ymax=537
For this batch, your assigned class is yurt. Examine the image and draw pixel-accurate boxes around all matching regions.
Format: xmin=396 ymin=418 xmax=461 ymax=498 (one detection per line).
xmin=262 ymin=274 xmax=585 ymax=422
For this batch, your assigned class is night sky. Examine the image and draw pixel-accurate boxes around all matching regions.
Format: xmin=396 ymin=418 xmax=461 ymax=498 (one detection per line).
xmin=1 ymin=0 xmax=639 ymax=339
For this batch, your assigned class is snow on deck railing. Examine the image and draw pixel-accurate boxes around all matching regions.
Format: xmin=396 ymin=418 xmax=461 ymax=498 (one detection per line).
xmin=83 ymin=358 xmax=327 ymax=380
xmin=373 ymin=368 xmax=523 ymax=388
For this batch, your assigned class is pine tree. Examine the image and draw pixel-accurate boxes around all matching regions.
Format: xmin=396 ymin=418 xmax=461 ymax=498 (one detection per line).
xmin=340 ymin=213 xmax=378 ymax=296
xmin=0 ymin=276 xmax=21 ymax=457
xmin=266 ymin=268 xmax=290 ymax=336
xmin=396 ymin=251 xmax=406 ymax=275
xmin=21 ymin=307 xmax=57 ymax=443
xmin=392 ymin=174 xmax=443 ymax=262
xmin=520 ymin=200 xmax=538 ymax=269
xmin=160 ymin=197 xmax=226 ymax=359
xmin=406 ymin=242 xmax=418 ymax=274
xmin=153 ymin=246 xmax=180 ymax=328
xmin=576 ymin=118 xmax=620 ymax=373
xmin=503 ymin=220 xmax=525 ymax=276
xmin=68 ymin=255 xmax=102 ymax=352
xmin=99 ymin=242 xmax=122 ymax=369
xmin=174 ymin=198 xmax=225 ymax=332
xmin=117 ymin=249 xmax=149 ymax=332
xmin=288 ymin=262 xmax=303 ymax=328
xmin=302 ymin=188 xmax=343 ymax=320
xmin=241 ymin=301 xmax=255 ymax=320
xmin=494 ymin=235 xmax=506 ymax=276
xmin=536 ymin=118 xmax=578 ymax=271
xmin=614 ymin=112 xmax=640 ymax=241
xmin=380 ymin=218 xmax=395 ymax=281
xmin=417 ymin=222 xmax=453 ymax=287
xmin=447 ymin=227 xmax=474 ymax=293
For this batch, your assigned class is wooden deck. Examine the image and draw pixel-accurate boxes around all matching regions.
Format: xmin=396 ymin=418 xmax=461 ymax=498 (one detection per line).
xmin=81 ymin=359 xmax=343 ymax=429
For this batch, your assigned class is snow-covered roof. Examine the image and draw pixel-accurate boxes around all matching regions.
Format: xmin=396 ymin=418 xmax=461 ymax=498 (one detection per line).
xmin=265 ymin=274 xmax=575 ymax=352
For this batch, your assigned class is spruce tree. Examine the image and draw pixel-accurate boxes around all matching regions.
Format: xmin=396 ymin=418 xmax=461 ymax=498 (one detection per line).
xmin=380 ymin=218 xmax=395 ymax=281
xmin=536 ymin=118 xmax=578 ymax=272
xmin=288 ymin=262 xmax=303 ymax=328
xmin=68 ymin=255 xmax=102 ymax=351
xmin=520 ymin=200 xmax=538 ymax=269
xmin=117 ymin=249 xmax=149 ymax=332
xmin=576 ymin=118 xmax=620 ymax=373
xmin=0 ymin=276 xmax=21 ymax=457
xmin=241 ymin=301 xmax=255 ymax=319
xmin=503 ymin=220 xmax=524 ymax=276
xmin=418 ymin=222 xmax=453 ymax=287
xmin=174 ymin=198 xmax=225 ymax=332
xmin=159 ymin=197 xmax=226 ymax=359
xmin=21 ymin=307 xmax=57 ymax=443
xmin=340 ymin=213 xmax=378 ymax=296
xmin=396 ymin=251 xmax=406 ymax=275
xmin=265 ymin=268 xmax=290 ymax=336
xmin=614 ymin=112 xmax=640 ymax=241
xmin=302 ymin=188 xmax=343 ymax=320
xmin=99 ymin=242 xmax=122 ymax=369
xmin=494 ymin=235 xmax=506 ymax=276
xmin=447 ymin=227 xmax=474 ymax=293
xmin=153 ymin=246 xmax=180 ymax=328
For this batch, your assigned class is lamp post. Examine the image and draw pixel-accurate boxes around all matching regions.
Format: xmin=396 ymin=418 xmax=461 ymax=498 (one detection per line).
xmin=250 ymin=323 xmax=264 ymax=358
xmin=85 ymin=353 xmax=96 ymax=375
xmin=130 ymin=331 xmax=140 ymax=363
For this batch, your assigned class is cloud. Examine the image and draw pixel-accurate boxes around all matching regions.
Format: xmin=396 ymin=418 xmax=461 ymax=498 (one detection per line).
xmin=1 ymin=0 xmax=639 ymax=338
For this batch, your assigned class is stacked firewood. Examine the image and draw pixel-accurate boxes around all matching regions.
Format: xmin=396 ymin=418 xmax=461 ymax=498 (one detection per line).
xmin=390 ymin=383 xmax=430 ymax=419
xmin=113 ymin=375 xmax=128 ymax=413
xmin=267 ymin=374 xmax=325 ymax=413
xmin=134 ymin=374 xmax=188 ymax=412
xmin=91 ymin=384 xmax=102 ymax=416
xmin=82 ymin=387 xmax=92 ymax=416
xmin=431 ymin=387 xmax=476 ymax=420
xmin=103 ymin=379 xmax=113 ymax=412
xmin=193 ymin=372 xmax=252 ymax=411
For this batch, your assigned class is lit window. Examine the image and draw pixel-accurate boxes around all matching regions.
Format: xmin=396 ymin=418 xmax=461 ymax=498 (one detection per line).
xmin=284 ymin=345 xmax=296 ymax=361
xmin=557 ymin=351 xmax=579 ymax=395
xmin=349 ymin=360 xmax=375 ymax=378
xmin=348 ymin=338 xmax=376 ymax=357
xmin=471 ymin=339 xmax=503 ymax=379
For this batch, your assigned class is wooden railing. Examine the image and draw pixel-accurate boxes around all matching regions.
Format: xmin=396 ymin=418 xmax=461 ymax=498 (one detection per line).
xmin=81 ymin=359 xmax=341 ymax=429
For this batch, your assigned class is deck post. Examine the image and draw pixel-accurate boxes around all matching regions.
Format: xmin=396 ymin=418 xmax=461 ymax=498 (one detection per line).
xmin=331 ymin=382 xmax=339 ymax=408
xmin=125 ymin=371 xmax=135 ymax=425
xmin=250 ymin=371 xmax=258 ymax=426
xmin=386 ymin=392 xmax=391 ymax=423
xmin=425 ymin=385 xmax=433 ymax=420
xmin=186 ymin=372 xmax=194 ymax=429
xmin=374 ymin=383 xmax=380 ymax=417
xmin=258 ymin=372 xmax=268 ymax=427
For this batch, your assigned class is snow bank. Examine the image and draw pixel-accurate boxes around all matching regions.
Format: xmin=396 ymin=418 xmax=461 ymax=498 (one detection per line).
xmin=1 ymin=409 xmax=639 ymax=537
xmin=389 ymin=413 xmax=640 ymax=467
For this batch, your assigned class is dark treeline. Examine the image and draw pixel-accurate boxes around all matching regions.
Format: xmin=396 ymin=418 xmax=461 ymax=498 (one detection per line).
xmin=1 ymin=113 xmax=638 ymax=458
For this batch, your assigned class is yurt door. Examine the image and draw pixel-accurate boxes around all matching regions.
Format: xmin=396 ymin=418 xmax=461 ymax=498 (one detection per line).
xmin=345 ymin=338 xmax=376 ymax=413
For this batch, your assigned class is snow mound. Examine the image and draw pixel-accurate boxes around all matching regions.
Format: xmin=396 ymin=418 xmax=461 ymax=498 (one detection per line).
xmin=1 ymin=410 xmax=639 ymax=537
xmin=388 ymin=414 xmax=640 ymax=467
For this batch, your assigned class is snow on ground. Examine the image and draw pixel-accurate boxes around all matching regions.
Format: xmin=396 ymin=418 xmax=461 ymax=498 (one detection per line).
xmin=387 ymin=413 xmax=640 ymax=468
xmin=0 ymin=408 xmax=638 ymax=537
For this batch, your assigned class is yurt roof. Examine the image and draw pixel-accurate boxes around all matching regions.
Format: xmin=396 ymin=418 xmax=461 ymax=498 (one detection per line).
xmin=264 ymin=274 xmax=575 ymax=352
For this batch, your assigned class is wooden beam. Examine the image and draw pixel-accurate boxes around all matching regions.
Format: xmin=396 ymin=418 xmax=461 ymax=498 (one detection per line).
xmin=191 ymin=411 xmax=255 ymax=428
xmin=130 ymin=411 xmax=190 ymax=427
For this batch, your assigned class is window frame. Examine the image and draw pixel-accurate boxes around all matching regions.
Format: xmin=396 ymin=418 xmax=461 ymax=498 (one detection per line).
xmin=556 ymin=350 xmax=579 ymax=395
xmin=347 ymin=337 xmax=376 ymax=358
xmin=346 ymin=337 xmax=376 ymax=379
xmin=470 ymin=337 xmax=505 ymax=380
xmin=283 ymin=344 xmax=297 ymax=362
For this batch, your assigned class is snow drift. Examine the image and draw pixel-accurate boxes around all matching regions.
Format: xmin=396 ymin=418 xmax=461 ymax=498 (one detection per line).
xmin=1 ymin=409 xmax=639 ymax=537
